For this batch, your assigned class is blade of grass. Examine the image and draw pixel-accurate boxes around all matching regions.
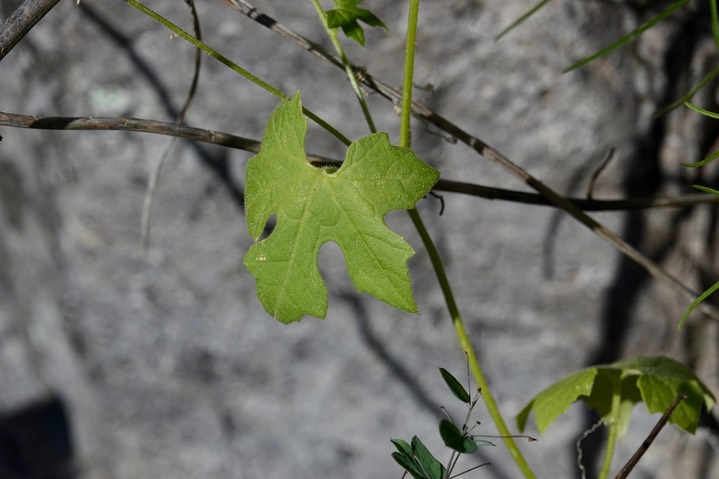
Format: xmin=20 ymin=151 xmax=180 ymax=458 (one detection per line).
xmin=655 ymin=64 xmax=719 ymax=116
xmin=692 ymin=185 xmax=719 ymax=195
xmin=678 ymin=279 xmax=719 ymax=329
xmin=681 ymin=102 xmax=719 ymax=167
xmin=563 ymin=0 xmax=689 ymax=73
xmin=495 ymin=0 xmax=553 ymax=41
xmin=685 ymin=101 xmax=719 ymax=120
xmin=682 ymin=150 xmax=719 ymax=168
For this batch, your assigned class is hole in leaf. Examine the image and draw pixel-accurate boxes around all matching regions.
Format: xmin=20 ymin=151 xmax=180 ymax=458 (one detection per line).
xmin=256 ymin=214 xmax=276 ymax=241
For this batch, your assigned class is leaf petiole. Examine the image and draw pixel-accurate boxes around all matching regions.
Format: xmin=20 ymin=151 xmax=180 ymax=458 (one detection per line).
xmin=597 ymin=375 xmax=621 ymax=479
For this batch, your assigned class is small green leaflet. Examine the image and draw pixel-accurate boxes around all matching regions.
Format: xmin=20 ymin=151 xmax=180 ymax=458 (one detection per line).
xmin=516 ymin=356 xmax=716 ymax=437
xmin=244 ymin=93 xmax=439 ymax=323
xmin=438 ymin=367 xmax=471 ymax=404
xmin=391 ymin=437 xmax=445 ymax=479
xmin=438 ymin=419 xmax=492 ymax=453
xmin=326 ymin=0 xmax=387 ymax=46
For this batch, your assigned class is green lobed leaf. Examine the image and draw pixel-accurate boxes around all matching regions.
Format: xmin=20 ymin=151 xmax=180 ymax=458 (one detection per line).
xmin=583 ymin=369 xmax=617 ymax=414
xmin=516 ymin=368 xmax=597 ymax=434
xmin=516 ymin=356 xmax=716 ymax=437
xmin=244 ymin=93 xmax=439 ymax=323
xmin=438 ymin=419 xmax=477 ymax=454
xmin=612 ymin=356 xmax=717 ymax=433
xmin=326 ymin=0 xmax=388 ymax=46
xmin=439 ymin=367 xmax=471 ymax=404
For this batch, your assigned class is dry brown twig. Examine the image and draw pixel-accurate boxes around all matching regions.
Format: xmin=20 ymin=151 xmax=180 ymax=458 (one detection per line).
xmin=614 ymin=393 xmax=687 ymax=479
xmin=0 ymin=0 xmax=60 ymax=61
xmin=2 ymin=110 xmax=719 ymax=213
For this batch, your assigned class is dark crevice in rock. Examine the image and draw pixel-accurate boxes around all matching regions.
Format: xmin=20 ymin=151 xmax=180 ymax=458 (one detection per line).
xmin=0 ymin=395 xmax=75 ymax=479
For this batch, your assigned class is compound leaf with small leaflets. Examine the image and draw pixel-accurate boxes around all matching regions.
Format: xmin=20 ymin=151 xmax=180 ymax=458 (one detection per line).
xmin=244 ymin=93 xmax=439 ymax=323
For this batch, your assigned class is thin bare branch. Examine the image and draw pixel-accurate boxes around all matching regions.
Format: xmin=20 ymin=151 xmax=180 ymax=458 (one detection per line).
xmin=223 ymin=0 xmax=719 ymax=321
xmin=614 ymin=393 xmax=687 ymax=479
xmin=142 ymin=0 xmax=203 ymax=250
xmin=429 ymin=109 xmax=719 ymax=322
xmin=2 ymin=110 xmax=719 ymax=212
xmin=221 ymin=0 xmax=343 ymax=70
xmin=0 ymin=0 xmax=60 ymax=61
xmin=0 ymin=112 xmax=261 ymax=151
xmin=178 ymin=0 xmax=202 ymax=121
xmin=438 ymin=179 xmax=719 ymax=211
xmin=587 ymin=148 xmax=614 ymax=200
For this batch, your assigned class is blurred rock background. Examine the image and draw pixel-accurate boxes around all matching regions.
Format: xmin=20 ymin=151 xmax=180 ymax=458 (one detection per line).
xmin=0 ymin=0 xmax=718 ymax=477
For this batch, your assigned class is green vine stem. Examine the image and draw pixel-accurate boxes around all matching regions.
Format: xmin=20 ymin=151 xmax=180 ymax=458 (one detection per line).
xmin=122 ymin=0 xmax=351 ymax=147
xmin=309 ymin=0 xmax=378 ymax=134
xmin=399 ymin=0 xmax=419 ymax=149
xmin=310 ymin=1 xmax=534 ymax=473
xmin=399 ymin=1 xmax=536 ymax=477
xmin=128 ymin=0 xmax=536 ymax=474
xmin=408 ymin=207 xmax=537 ymax=478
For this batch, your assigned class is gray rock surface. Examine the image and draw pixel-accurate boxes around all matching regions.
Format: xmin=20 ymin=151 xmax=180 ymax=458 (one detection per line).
xmin=0 ymin=0 xmax=718 ymax=478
